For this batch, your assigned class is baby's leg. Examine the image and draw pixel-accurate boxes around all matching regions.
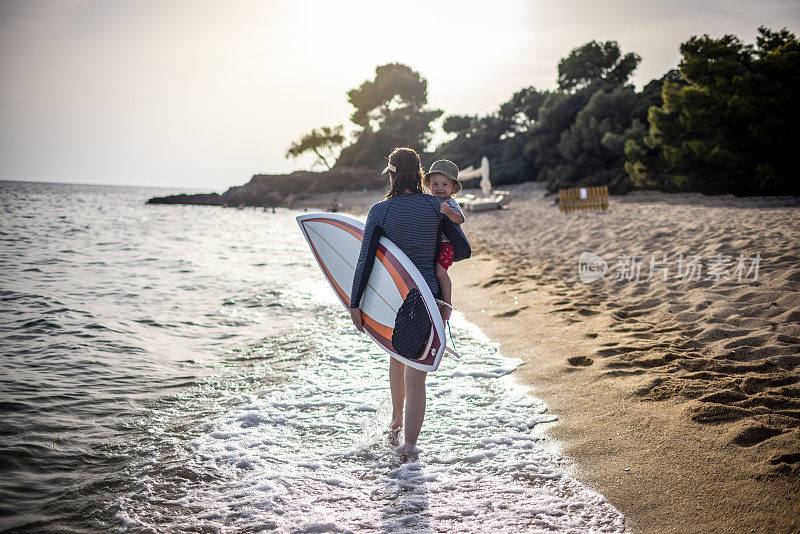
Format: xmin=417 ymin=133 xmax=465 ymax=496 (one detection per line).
xmin=436 ymin=263 xmax=452 ymax=321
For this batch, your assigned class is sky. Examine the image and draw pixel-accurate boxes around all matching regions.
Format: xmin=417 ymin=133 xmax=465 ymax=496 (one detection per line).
xmin=1 ymin=0 xmax=798 ymax=190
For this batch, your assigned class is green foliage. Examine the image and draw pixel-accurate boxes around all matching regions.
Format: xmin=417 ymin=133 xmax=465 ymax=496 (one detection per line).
xmin=498 ymin=87 xmax=549 ymax=133
xmin=557 ymin=40 xmax=641 ymax=92
xmin=623 ymin=70 xmax=687 ymax=190
xmin=291 ymin=29 xmax=797 ymax=197
xmin=442 ymin=115 xmax=474 ymax=134
xmin=335 ymin=63 xmax=443 ymax=168
xmin=525 ymin=89 xmax=590 ymax=184
xmin=629 ymin=26 xmax=800 ymax=195
xmin=285 ymin=125 xmax=345 ymax=170
xmin=433 ymin=40 xmax=648 ymax=190
xmin=432 ymin=87 xmax=550 ymax=185
xmin=553 ymin=85 xmax=643 ymax=192
xmin=524 ymin=40 xmax=644 ymax=193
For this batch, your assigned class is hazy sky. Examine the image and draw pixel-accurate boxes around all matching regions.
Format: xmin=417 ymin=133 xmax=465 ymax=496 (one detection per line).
xmin=1 ymin=0 xmax=798 ymax=190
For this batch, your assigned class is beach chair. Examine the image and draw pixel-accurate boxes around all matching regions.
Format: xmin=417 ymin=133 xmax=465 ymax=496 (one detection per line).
xmin=558 ymin=186 xmax=609 ymax=213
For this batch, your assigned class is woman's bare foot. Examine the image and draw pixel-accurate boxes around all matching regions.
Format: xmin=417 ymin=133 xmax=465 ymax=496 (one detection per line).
xmin=396 ymin=442 xmax=419 ymax=462
xmin=389 ymin=413 xmax=402 ymax=430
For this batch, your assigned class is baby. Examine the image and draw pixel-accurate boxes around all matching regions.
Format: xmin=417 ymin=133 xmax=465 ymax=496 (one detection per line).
xmin=424 ymin=160 xmax=465 ymax=321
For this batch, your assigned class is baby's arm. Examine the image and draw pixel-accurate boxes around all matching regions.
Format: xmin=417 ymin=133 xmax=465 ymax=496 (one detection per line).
xmin=440 ymin=198 xmax=465 ymax=224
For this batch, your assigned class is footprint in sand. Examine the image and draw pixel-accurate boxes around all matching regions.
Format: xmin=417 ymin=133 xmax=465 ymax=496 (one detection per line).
xmin=492 ymin=306 xmax=529 ymax=318
xmin=687 ymin=403 xmax=754 ymax=424
xmin=722 ymin=334 xmax=772 ymax=349
xmin=620 ymin=297 xmax=662 ymax=312
xmin=729 ymin=425 xmax=783 ymax=447
xmin=567 ymin=356 xmax=593 ymax=367
xmin=554 ymin=306 xmax=577 ymax=313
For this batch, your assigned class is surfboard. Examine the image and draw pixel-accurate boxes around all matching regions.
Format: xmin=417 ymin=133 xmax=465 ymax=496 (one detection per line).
xmin=296 ymin=212 xmax=446 ymax=372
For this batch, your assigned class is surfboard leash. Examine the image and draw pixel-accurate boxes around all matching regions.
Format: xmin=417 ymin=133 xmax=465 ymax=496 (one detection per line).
xmin=447 ymin=320 xmax=459 ymax=358
xmin=435 ymin=298 xmax=460 ymax=358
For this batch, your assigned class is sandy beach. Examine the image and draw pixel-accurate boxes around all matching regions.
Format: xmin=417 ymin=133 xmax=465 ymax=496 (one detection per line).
xmin=303 ymin=183 xmax=800 ymax=533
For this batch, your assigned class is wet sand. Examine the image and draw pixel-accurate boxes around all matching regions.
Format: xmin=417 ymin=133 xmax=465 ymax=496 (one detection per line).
xmin=301 ymin=183 xmax=800 ymax=533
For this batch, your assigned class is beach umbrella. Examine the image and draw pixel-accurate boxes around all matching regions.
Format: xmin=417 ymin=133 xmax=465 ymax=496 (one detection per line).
xmin=458 ymin=165 xmax=476 ymax=177
xmin=479 ymin=156 xmax=491 ymax=196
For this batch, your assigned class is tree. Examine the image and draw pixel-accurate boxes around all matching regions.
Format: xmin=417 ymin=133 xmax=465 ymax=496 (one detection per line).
xmin=433 ymin=87 xmax=550 ymax=184
xmin=624 ymin=69 xmax=687 ymax=190
xmin=523 ymin=40 xmax=642 ymax=193
xmin=525 ymin=89 xmax=593 ymax=186
xmin=553 ymin=84 xmax=643 ymax=193
xmin=631 ymin=27 xmax=800 ymax=195
xmin=623 ymin=70 xmax=687 ymax=190
xmin=442 ymin=115 xmax=474 ymax=134
xmin=335 ymin=63 xmax=442 ymax=167
xmin=497 ymin=87 xmax=549 ymax=135
xmin=436 ymin=39 xmax=645 ymax=190
xmin=285 ymin=125 xmax=345 ymax=170
xmin=557 ymin=40 xmax=641 ymax=92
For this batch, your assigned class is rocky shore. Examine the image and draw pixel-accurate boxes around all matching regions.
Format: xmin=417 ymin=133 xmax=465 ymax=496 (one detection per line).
xmin=147 ymin=167 xmax=384 ymax=208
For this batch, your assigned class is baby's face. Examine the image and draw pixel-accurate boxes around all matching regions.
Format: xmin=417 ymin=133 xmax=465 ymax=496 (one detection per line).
xmin=428 ymin=173 xmax=454 ymax=198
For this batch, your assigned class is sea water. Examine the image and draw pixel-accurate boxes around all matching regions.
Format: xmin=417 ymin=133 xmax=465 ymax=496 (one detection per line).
xmin=0 ymin=181 xmax=626 ymax=533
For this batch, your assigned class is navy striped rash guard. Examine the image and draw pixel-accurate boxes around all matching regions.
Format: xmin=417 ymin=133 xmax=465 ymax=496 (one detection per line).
xmin=349 ymin=193 xmax=469 ymax=309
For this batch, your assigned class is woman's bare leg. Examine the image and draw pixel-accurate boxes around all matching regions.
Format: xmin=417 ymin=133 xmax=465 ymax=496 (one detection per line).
xmin=389 ymin=356 xmax=405 ymax=429
xmin=403 ymin=366 xmax=428 ymax=446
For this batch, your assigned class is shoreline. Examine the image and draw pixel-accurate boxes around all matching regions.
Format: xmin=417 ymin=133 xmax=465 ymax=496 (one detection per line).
xmin=299 ymin=182 xmax=800 ymax=533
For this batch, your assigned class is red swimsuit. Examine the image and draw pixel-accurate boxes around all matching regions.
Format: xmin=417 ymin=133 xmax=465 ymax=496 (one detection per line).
xmin=437 ymin=242 xmax=455 ymax=270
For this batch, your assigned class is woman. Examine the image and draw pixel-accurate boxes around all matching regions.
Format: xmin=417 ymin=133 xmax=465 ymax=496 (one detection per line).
xmin=348 ymin=147 xmax=469 ymax=455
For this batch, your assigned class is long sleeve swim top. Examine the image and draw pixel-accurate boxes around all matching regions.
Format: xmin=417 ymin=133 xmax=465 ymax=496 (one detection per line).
xmin=349 ymin=193 xmax=470 ymax=309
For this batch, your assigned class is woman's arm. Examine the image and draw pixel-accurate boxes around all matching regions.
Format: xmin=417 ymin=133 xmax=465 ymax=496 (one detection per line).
xmin=349 ymin=202 xmax=385 ymax=310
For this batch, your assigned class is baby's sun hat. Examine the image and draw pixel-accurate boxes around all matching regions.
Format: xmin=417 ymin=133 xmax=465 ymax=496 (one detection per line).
xmin=427 ymin=160 xmax=461 ymax=195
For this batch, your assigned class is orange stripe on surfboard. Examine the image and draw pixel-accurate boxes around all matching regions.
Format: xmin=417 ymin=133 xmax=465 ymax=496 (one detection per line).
xmin=362 ymin=313 xmax=393 ymax=340
xmin=376 ymin=248 xmax=409 ymax=299
xmin=308 ymin=218 xmax=363 ymax=241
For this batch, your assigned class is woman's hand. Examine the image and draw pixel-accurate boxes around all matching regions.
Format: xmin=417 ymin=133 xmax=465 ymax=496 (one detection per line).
xmin=438 ymin=302 xmax=452 ymax=321
xmin=349 ymin=307 xmax=364 ymax=332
